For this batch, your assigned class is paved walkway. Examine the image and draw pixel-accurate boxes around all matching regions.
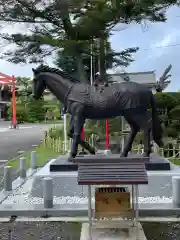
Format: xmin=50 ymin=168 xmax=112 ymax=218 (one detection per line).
xmin=0 ymin=122 xmax=50 ymax=160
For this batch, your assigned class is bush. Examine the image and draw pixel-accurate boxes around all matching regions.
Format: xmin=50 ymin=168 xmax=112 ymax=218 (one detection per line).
xmin=85 ymin=117 xmax=122 ymax=139
xmin=7 ymin=103 xmax=28 ymax=123
xmin=154 ymin=92 xmax=178 ymax=110
xmin=47 ymin=127 xmax=65 ymax=139
xmin=44 ymin=102 xmax=61 ymax=120
xmin=164 ymin=127 xmax=178 ymax=138
xmin=54 ymin=106 xmax=61 ymax=119
xmin=26 ymin=98 xmax=46 ymax=122
xmin=7 ymin=97 xmax=46 ymax=123
xmin=168 ymin=92 xmax=180 ymax=105
xmin=169 ymin=106 xmax=180 ymax=121
xmin=47 ymin=115 xmax=70 ymax=140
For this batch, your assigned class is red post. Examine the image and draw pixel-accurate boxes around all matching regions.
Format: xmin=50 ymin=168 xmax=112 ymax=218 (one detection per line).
xmin=12 ymin=75 xmax=17 ymax=128
xmin=106 ymin=120 xmax=110 ymax=149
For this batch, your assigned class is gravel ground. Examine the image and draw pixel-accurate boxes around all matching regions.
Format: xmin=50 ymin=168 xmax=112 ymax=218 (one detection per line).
xmin=0 ymin=221 xmax=81 ymax=240
xmin=142 ymin=222 xmax=180 ymax=240
xmin=0 ymin=221 xmax=179 ymax=240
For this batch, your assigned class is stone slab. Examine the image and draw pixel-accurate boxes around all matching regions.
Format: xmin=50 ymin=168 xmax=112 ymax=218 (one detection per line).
xmin=31 ymin=173 xmax=173 ymax=198
xmin=0 ymin=157 xmax=179 ymax=218
xmin=1 ymin=159 xmax=177 ymax=204
xmin=50 ymin=154 xmax=171 ymax=172
xmin=13 ymin=216 xmax=180 ymax=222
xmin=0 ymin=203 xmax=180 ymax=217
xmin=28 ymin=158 xmax=180 ymax=201
xmin=50 ymin=155 xmax=78 ymax=172
xmin=80 ymin=222 xmax=147 ymax=240
xmin=0 ymin=164 xmax=180 ymax=217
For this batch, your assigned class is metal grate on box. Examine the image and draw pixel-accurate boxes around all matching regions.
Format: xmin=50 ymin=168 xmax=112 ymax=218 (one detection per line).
xmin=77 ymin=162 xmax=148 ymax=185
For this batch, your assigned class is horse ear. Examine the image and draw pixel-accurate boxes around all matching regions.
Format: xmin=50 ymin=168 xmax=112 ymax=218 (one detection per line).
xmin=32 ymin=68 xmax=37 ymax=74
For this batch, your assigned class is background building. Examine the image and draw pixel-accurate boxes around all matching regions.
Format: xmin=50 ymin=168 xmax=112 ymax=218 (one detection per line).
xmin=108 ymin=71 xmax=168 ymax=93
xmin=0 ymin=85 xmax=11 ymax=119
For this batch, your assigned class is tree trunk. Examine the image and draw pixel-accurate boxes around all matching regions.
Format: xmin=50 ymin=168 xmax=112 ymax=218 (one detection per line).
xmin=98 ymin=38 xmax=107 ymax=84
xmin=58 ymin=5 xmax=88 ymax=83
xmin=75 ymin=51 xmax=88 ymax=83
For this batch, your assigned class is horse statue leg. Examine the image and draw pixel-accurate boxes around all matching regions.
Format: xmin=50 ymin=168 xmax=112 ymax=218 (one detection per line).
xmin=142 ymin=112 xmax=152 ymax=157
xmin=68 ymin=104 xmax=95 ymax=160
xmin=120 ymin=115 xmax=138 ymax=157
xmin=68 ymin=115 xmax=95 ymax=158
xmin=123 ymin=109 xmax=151 ymax=157
xmin=143 ymin=126 xmax=151 ymax=157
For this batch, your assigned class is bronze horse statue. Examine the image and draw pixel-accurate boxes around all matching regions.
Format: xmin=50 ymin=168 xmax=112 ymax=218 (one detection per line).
xmin=32 ymin=65 xmax=163 ymax=160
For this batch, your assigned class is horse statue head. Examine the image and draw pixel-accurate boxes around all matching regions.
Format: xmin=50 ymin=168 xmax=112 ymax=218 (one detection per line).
xmin=32 ymin=64 xmax=48 ymax=100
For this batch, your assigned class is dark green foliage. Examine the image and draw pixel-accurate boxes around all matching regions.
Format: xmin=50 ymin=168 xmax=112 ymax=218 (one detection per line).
xmin=55 ymin=46 xmax=139 ymax=81
xmin=7 ymin=75 xmax=47 ymax=123
xmin=154 ymin=92 xmax=180 ymax=139
xmin=85 ymin=116 xmax=122 ymax=139
xmin=169 ymin=106 xmax=180 ymax=121
xmin=47 ymin=115 xmax=71 ymax=140
xmin=44 ymin=101 xmax=62 ymax=120
xmin=26 ymin=98 xmax=46 ymax=123
xmin=154 ymin=92 xmax=178 ymax=110
xmin=47 ymin=127 xmax=65 ymax=140
xmin=164 ymin=127 xmax=178 ymax=138
xmin=168 ymin=92 xmax=180 ymax=104
xmin=7 ymin=103 xmax=28 ymax=123
xmin=7 ymin=98 xmax=46 ymax=123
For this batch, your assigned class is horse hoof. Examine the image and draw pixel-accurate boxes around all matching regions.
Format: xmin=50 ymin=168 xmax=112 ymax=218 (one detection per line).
xmin=120 ymin=153 xmax=127 ymax=157
xmin=71 ymin=153 xmax=77 ymax=158
xmin=90 ymin=150 xmax=95 ymax=155
xmin=68 ymin=157 xmax=73 ymax=162
xmin=68 ymin=153 xmax=76 ymax=162
xmin=143 ymin=153 xmax=150 ymax=157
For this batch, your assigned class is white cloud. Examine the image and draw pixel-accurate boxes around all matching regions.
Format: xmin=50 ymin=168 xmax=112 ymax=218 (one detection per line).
xmin=146 ymin=29 xmax=180 ymax=60
xmin=154 ymin=30 xmax=179 ymax=47
xmin=154 ymin=34 xmax=173 ymax=48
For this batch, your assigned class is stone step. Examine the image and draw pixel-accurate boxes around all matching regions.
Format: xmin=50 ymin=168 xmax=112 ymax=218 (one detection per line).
xmin=50 ymin=154 xmax=171 ymax=172
xmin=80 ymin=222 xmax=147 ymax=240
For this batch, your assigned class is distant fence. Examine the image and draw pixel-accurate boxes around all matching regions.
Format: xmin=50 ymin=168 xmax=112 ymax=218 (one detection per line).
xmin=132 ymin=144 xmax=180 ymax=159
xmin=43 ymin=136 xmax=180 ymax=160
xmin=43 ymin=136 xmax=70 ymax=154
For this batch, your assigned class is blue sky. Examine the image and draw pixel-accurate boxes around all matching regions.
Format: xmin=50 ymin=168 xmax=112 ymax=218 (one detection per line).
xmin=0 ymin=5 xmax=180 ymax=91
xmin=110 ymin=6 xmax=180 ymax=91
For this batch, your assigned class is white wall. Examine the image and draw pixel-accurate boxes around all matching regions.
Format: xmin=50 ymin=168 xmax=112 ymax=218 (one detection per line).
xmin=108 ymin=71 xmax=156 ymax=85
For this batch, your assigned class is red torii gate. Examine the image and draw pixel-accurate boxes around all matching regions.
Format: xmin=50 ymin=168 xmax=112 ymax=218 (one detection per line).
xmin=0 ymin=72 xmax=17 ymax=128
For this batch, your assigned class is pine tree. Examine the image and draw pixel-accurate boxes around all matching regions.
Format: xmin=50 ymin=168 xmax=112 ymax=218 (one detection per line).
xmin=0 ymin=0 xmax=178 ymax=82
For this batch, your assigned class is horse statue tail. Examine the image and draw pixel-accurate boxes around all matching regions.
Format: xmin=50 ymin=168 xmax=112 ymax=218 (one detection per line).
xmin=150 ymin=93 xmax=163 ymax=147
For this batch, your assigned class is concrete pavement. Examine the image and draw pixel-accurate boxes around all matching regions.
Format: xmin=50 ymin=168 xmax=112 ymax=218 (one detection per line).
xmin=0 ymin=121 xmax=51 ymax=161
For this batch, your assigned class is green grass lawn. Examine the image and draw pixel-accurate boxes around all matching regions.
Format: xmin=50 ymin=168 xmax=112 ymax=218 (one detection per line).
xmin=170 ymin=158 xmax=180 ymax=165
xmin=43 ymin=120 xmax=64 ymax=124
xmin=8 ymin=144 xmax=60 ymax=169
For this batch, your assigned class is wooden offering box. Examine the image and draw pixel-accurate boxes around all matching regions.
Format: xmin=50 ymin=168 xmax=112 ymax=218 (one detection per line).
xmin=95 ymin=187 xmax=132 ymax=218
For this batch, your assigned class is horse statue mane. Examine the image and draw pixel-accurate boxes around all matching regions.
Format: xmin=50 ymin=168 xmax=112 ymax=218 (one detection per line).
xmin=34 ymin=64 xmax=80 ymax=83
